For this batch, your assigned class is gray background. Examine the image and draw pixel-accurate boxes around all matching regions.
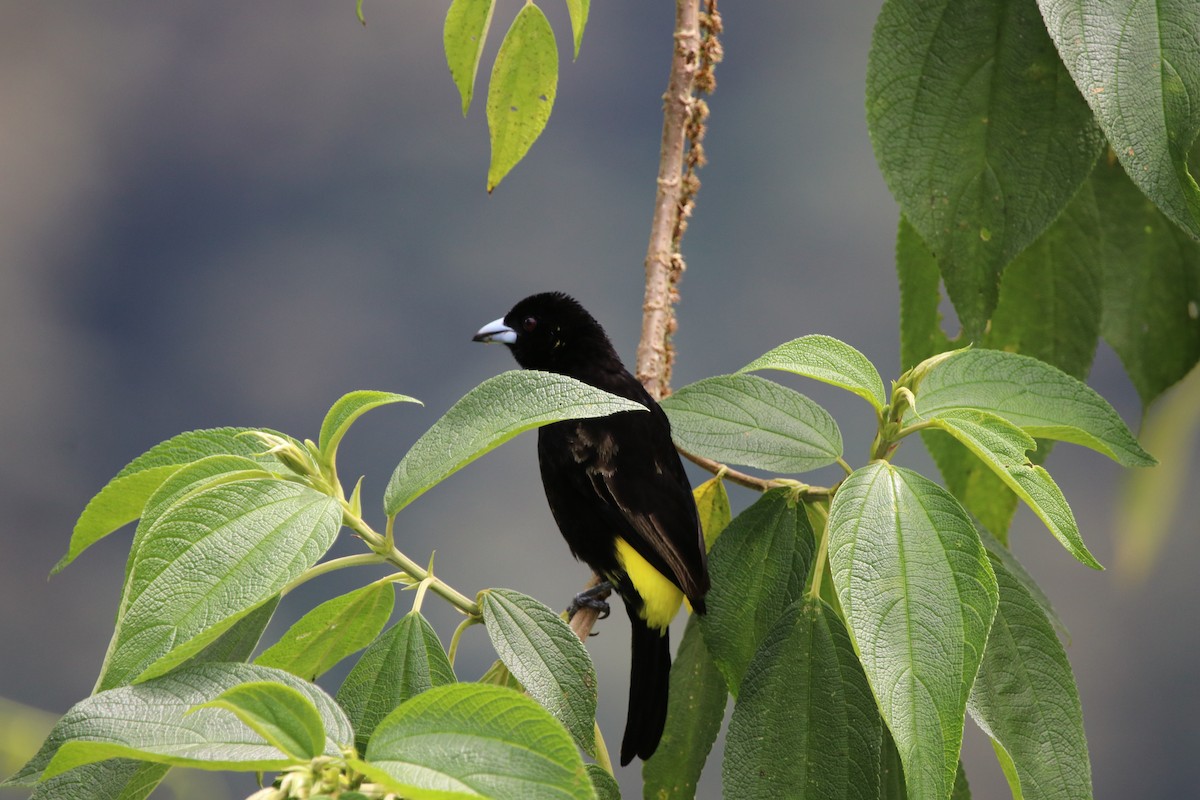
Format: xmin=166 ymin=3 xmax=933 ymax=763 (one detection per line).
xmin=2 ymin=2 xmax=1197 ymax=798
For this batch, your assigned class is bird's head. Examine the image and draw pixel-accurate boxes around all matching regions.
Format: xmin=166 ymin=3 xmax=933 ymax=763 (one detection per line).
xmin=473 ymin=292 xmax=619 ymax=375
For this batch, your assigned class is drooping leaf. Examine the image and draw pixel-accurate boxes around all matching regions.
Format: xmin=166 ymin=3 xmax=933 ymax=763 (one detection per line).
xmin=661 ymin=374 xmax=842 ymax=473
xmin=479 ymin=588 xmax=597 ymax=755
xmin=925 ymin=408 xmax=1100 ymax=568
xmin=692 ymin=475 xmax=731 ymax=552
xmin=642 ymin=615 xmax=727 ymax=799
xmin=444 ymin=0 xmax=496 ymax=116
xmin=1038 ymin=0 xmax=1200 ymax=239
xmin=356 ymin=684 xmax=593 ymax=800
xmin=564 ymin=0 xmax=590 ymax=60
xmin=336 ymin=611 xmax=456 ymax=755
xmin=486 ymin=4 xmax=558 ymax=192
xmin=1091 ymin=155 xmax=1200 ymax=406
xmin=96 ymin=479 xmax=342 ymax=692
xmin=19 ymin=664 xmax=352 ymax=782
xmin=255 ymin=582 xmax=395 ymax=680
xmin=185 ymin=593 xmax=282 ymax=667
xmin=978 ymin=529 xmax=1069 ymax=640
xmin=384 ymin=370 xmax=645 ymax=516
xmin=867 ymin=0 xmax=1104 ymax=336
xmin=723 ymin=597 xmax=881 ymax=800
xmin=967 ymin=550 xmax=1093 ymax=799
xmin=739 ymin=334 xmax=887 ymax=411
xmin=829 ymin=462 xmax=998 ymax=800
xmin=55 ymin=428 xmax=292 ymax=574
xmin=190 ymin=681 xmax=326 ymax=761
xmin=699 ymin=489 xmax=815 ymax=695
xmin=911 ymin=349 xmax=1155 ymax=466
xmin=317 ymin=390 xmax=420 ymax=473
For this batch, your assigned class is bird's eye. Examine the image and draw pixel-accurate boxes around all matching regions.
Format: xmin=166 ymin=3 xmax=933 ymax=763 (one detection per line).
xmin=523 ymin=317 xmax=538 ymax=332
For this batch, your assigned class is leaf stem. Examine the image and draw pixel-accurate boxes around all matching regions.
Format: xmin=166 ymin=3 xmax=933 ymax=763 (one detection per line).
xmin=447 ymin=616 xmax=480 ymax=666
xmin=678 ymin=447 xmax=833 ymax=497
xmin=807 ymin=501 xmax=832 ymax=601
xmin=280 ymin=553 xmax=387 ymax=596
xmin=592 ymin=720 xmax=615 ymax=776
xmin=342 ymin=506 xmax=480 ymax=617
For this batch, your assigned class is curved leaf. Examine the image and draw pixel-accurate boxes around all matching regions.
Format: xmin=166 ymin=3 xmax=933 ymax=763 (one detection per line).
xmin=337 ymin=611 xmax=456 ymax=755
xmin=97 ymin=479 xmax=342 ymax=691
xmin=968 ymin=550 xmax=1093 ymax=799
xmin=699 ymin=489 xmax=815 ymax=695
xmin=55 ymin=428 xmax=291 ymax=574
xmin=739 ymin=334 xmax=886 ymax=411
xmin=358 ymin=684 xmax=593 ymax=800
xmin=479 ymin=588 xmax=597 ymax=755
xmin=911 ymin=348 xmax=1155 ymax=466
xmin=318 ymin=390 xmax=420 ymax=471
xmin=486 ymin=4 xmax=558 ymax=192
xmin=829 ymin=462 xmax=998 ymax=800
xmin=868 ymin=0 xmax=1104 ymax=335
xmin=444 ymin=0 xmax=496 ymax=116
xmin=723 ymin=597 xmax=881 ymax=800
xmin=22 ymin=664 xmax=351 ymax=782
xmin=384 ymin=370 xmax=645 ymax=516
xmin=661 ymin=374 xmax=843 ymax=473
xmin=255 ymin=582 xmax=396 ymax=680
xmin=1039 ymin=0 xmax=1200 ymax=238
xmin=190 ymin=681 xmax=326 ymax=761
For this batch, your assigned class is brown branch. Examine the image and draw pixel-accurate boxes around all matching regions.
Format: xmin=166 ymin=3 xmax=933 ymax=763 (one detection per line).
xmin=636 ymin=0 xmax=721 ymax=401
xmin=572 ymin=1 xmax=722 ymax=646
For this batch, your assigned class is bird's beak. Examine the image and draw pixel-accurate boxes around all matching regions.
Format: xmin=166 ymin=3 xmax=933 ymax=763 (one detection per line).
xmin=473 ymin=317 xmax=517 ymax=344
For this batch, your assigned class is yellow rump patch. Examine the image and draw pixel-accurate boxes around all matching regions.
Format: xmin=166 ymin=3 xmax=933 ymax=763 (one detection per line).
xmin=614 ymin=537 xmax=683 ymax=631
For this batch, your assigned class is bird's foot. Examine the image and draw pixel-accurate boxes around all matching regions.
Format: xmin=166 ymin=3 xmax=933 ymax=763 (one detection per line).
xmin=568 ymin=581 xmax=614 ymax=621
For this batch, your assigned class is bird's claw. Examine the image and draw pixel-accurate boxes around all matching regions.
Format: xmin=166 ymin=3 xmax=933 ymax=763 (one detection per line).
xmin=568 ymin=581 xmax=614 ymax=621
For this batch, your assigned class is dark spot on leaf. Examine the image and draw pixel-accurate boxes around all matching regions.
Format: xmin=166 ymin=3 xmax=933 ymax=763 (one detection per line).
xmin=510 ymin=105 xmax=518 ymax=112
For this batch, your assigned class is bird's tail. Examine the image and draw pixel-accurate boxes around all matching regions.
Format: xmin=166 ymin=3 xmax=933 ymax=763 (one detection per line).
xmin=620 ymin=615 xmax=671 ymax=766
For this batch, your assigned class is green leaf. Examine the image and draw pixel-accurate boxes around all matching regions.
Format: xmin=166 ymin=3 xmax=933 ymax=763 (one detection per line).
xmin=336 ymin=611 xmax=457 ymax=755
xmin=699 ymin=489 xmax=815 ymax=695
xmin=978 ymin=529 xmax=1069 ymax=641
xmin=1038 ymin=0 xmax=1200 ymax=238
xmin=692 ymin=475 xmax=731 ymax=552
xmin=912 ymin=348 xmax=1156 ymax=466
xmin=21 ymin=664 xmax=352 ymax=782
xmin=897 ymin=215 xmax=953 ymax=372
xmin=357 ymin=684 xmax=593 ymax=800
xmin=22 ymin=761 xmax=168 ymax=800
xmin=186 ymin=593 xmax=282 ymax=667
xmin=1114 ymin=365 xmax=1200 ymax=580
xmin=586 ymin=764 xmax=620 ymax=800
xmin=924 ymin=408 xmax=1101 ymax=568
xmin=661 ymin=374 xmax=843 ymax=473
xmin=255 ymin=582 xmax=396 ymax=680
xmin=967 ymin=549 xmax=1093 ymax=799
xmin=486 ymin=3 xmax=558 ymax=192
xmin=878 ymin=730 xmax=906 ymax=800
xmin=384 ymin=370 xmax=645 ymax=516
xmin=564 ymin=0 xmax=590 ymax=60
xmin=952 ymin=763 xmax=972 ymax=800
xmin=1091 ymin=155 xmax=1200 ymax=405
xmin=867 ymin=0 xmax=1104 ymax=336
xmin=96 ymin=479 xmax=342 ymax=692
xmin=54 ymin=427 xmax=291 ymax=574
xmin=190 ymin=681 xmax=326 ymax=761
xmin=444 ymin=0 xmax=496 ymax=116
xmin=479 ymin=588 xmax=597 ymax=755
xmin=829 ymin=463 xmax=998 ymax=800
xmin=317 ymin=390 xmax=421 ymax=472
xmin=739 ymin=334 xmax=887 ymax=411
xmin=985 ymin=180 xmax=1103 ymax=378
xmin=642 ymin=615 xmax=727 ymax=799
xmin=723 ymin=597 xmax=881 ymax=800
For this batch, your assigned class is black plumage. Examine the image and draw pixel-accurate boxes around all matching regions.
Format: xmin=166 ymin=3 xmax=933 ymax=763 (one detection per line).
xmin=473 ymin=291 xmax=709 ymax=765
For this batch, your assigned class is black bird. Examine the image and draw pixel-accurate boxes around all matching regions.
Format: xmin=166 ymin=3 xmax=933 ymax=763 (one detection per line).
xmin=473 ymin=292 xmax=709 ymax=766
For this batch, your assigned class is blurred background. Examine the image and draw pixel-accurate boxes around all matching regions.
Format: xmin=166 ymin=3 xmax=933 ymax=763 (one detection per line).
xmin=2 ymin=1 xmax=1197 ymax=798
